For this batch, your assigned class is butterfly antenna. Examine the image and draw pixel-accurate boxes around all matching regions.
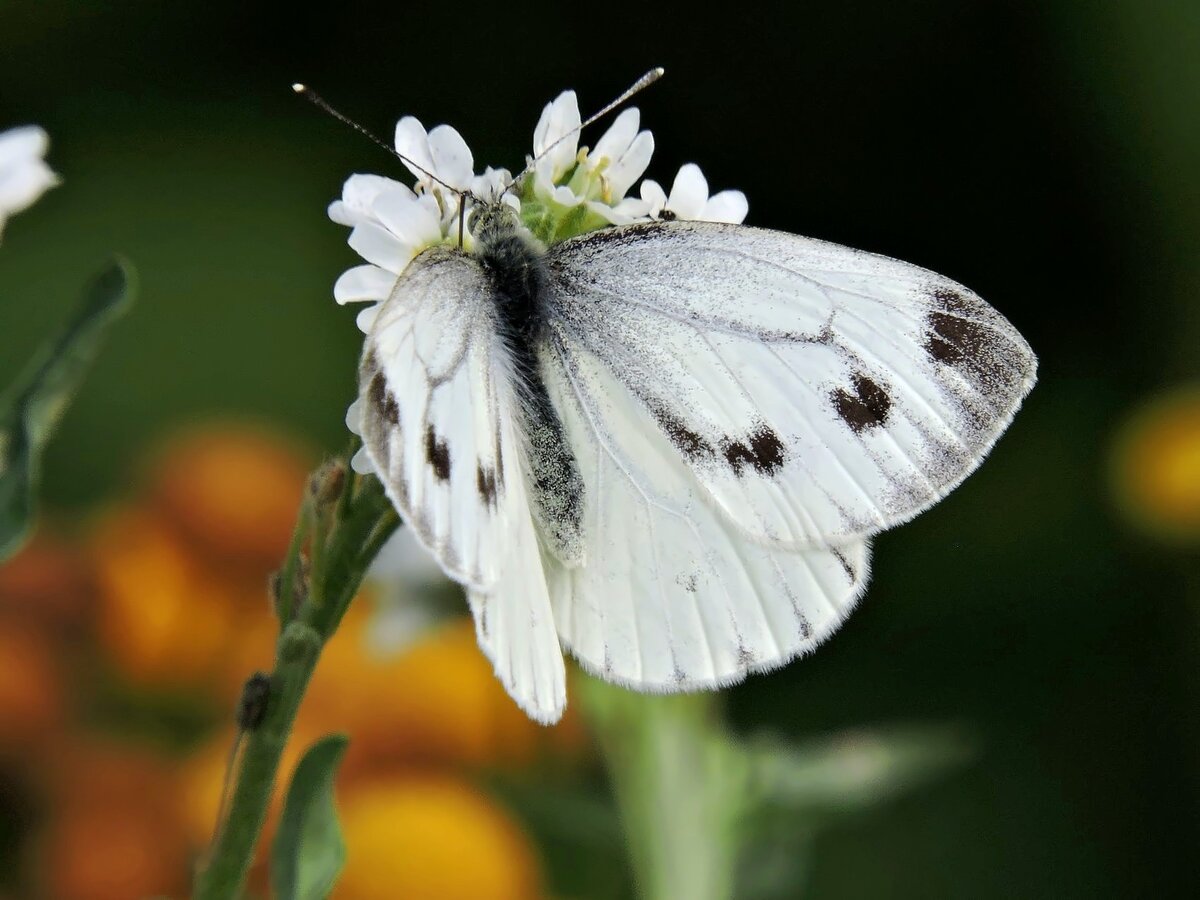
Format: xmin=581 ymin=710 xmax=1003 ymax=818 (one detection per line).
xmin=511 ymin=67 xmax=665 ymax=187
xmin=292 ymin=83 xmax=476 ymax=204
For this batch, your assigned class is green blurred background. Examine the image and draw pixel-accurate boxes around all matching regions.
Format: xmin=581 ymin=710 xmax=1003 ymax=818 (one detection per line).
xmin=2 ymin=0 xmax=1199 ymax=896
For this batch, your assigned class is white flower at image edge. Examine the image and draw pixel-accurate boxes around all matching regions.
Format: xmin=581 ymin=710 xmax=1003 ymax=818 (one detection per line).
xmin=0 ymin=126 xmax=59 ymax=239
xmin=333 ymin=89 xmax=749 ymax=478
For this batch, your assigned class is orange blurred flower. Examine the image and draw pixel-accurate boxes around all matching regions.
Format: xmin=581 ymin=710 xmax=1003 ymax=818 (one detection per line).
xmin=91 ymin=504 xmax=275 ymax=694
xmin=148 ymin=426 xmax=311 ymax=570
xmin=34 ymin=741 xmax=189 ymax=900
xmin=301 ymin=604 xmax=585 ymax=774
xmin=1111 ymin=385 xmax=1200 ymax=541
xmin=336 ymin=773 xmax=543 ymax=900
xmin=89 ymin=425 xmax=307 ymax=698
xmin=0 ymin=526 xmax=93 ymax=635
xmin=0 ymin=623 xmax=65 ymax=758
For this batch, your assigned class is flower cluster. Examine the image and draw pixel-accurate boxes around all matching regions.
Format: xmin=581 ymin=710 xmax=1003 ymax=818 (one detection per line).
xmin=0 ymin=125 xmax=58 ymax=238
xmin=333 ymin=86 xmax=748 ymax=473
xmin=330 ymin=87 xmax=747 ymax=308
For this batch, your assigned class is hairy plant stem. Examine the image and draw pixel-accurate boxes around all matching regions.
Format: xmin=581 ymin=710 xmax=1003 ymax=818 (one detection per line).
xmin=192 ymin=463 xmax=399 ymax=899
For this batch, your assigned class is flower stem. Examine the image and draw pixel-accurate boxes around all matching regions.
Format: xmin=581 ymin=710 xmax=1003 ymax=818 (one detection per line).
xmin=192 ymin=463 xmax=399 ymax=899
xmin=579 ymin=679 xmax=742 ymax=900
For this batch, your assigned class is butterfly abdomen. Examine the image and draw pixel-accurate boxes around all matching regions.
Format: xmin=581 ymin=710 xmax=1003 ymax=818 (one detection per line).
xmin=476 ymin=219 xmax=585 ymax=566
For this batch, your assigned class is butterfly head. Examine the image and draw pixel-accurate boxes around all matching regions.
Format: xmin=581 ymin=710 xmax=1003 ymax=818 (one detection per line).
xmin=468 ymin=202 xmax=522 ymax=246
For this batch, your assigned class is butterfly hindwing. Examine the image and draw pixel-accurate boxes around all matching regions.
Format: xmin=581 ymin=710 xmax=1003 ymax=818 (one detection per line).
xmin=544 ymin=220 xmax=1037 ymax=548
xmin=540 ymin=327 xmax=870 ymax=688
xmin=359 ymin=247 xmax=566 ymax=722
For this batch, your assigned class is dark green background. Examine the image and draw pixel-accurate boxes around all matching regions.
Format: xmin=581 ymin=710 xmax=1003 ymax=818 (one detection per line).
xmin=3 ymin=1 xmax=1198 ymax=896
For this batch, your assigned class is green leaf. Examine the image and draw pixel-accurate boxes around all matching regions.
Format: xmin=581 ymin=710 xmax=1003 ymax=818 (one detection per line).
xmin=271 ymin=734 xmax=349 ymax=900
xmin=742 ymin=724 xmax=976 ymax=817
xmin=0 ymin=258 xmax=136 ymax=561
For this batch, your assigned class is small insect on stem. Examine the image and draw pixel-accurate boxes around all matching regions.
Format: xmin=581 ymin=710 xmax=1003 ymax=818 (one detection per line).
xmin=236 ymin=671 xmax=273 ymax=730
xmin=204 ymin=672 xmax=273 ymax=861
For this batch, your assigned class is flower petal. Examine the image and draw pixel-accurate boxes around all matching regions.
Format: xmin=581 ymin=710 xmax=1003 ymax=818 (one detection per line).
xmin=0 ymin=126 xmax=48 ymax=168
xmin=532 ymin=91 xmax=580 ymax=181
xmin=330 ymin=175 xmax=408 ymax=226
xmin=610 ymin=195 xmax=654 ymax=220
xmin=373 ymin=187 xmax=443 ymax=248
xmin=350 ymin=445 xmax=375 ymax=475
xmin=639 ymin=179 xmax=668 ymax=216
xmin=472 ymin=166 xmax=513 ymax=202
xmin=702 ymin=190 xmax=749 ymax=224
xmin=604 ymin=130 xmax=654 ymax=201
xmin=591 ymin=108 xmax=639 ymax=165
xmin=356 ymin=302 xmax=382 ymax=334
xmin=394 ymin=117 xmax=437 ymax=184
xmin=0 ymin=159 xmax=57 ymax=217
xmin=334 ymin=264 xmax=396 ymax=305
xmin=345 ymin=399 xmax=364 ymax=434
xmin=427 ymin=124 xmax=474 ymax=190
xmin=666 ymin=163 xmax=709 ymax=220
xmin=348 ymin=221 xmax=412 ymax=273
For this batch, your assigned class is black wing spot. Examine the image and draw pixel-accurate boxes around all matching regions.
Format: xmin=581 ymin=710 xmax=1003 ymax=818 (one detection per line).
xmin=424 ymin=426 xmax=451 ymax=481
xmin=381 ymin=391 xmax=400 ymax=425
xmin=721 ymin=427 xmax=785 ymax=476
xmin=832 ymin=374 xmax=892 ymax=433
xmin=476 ymin=463 xmax=498 ymax=506
xmin=925 ymin=311 xmax=990 ymax=367
xmin=654 ymin=408 xmax=713 ymax=460
xmin=368 ymin=370 xmax=387 ymax=411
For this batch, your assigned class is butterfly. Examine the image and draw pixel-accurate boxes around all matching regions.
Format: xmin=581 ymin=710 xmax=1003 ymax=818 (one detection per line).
xmin=335 ymin=79 xmax=1037 ymax=723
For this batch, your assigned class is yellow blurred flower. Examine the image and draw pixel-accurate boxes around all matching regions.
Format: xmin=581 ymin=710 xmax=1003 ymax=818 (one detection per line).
xmin=336 ymin=774 xmax=543 ymax=900
xmin=1111 ymin=385 xmax=1200 ymax=540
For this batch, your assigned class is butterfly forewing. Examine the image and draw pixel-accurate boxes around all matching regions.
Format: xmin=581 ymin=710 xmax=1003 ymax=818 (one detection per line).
xmin=359 ymin=247 xmax=566 ymax=722
xmin=544 ymin=220 xmax=1037 ymax=548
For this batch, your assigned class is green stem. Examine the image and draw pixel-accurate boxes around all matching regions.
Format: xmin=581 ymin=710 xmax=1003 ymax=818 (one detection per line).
xmin=192 ymin=468 xmax=399 ymax=899
xmin=579 ymin=679 xmax=742 ymax=900
xmin=194 ymin=622 xmax=323 ymax=898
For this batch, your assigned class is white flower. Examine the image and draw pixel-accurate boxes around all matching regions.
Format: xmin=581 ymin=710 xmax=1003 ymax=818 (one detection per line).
xmin=0 ymin=126 xmax=59 ymax=238
xmin=529 ymin=92 xmax=655 ymax=224
xmin=640 ymin=163 xmax=749 ymax=224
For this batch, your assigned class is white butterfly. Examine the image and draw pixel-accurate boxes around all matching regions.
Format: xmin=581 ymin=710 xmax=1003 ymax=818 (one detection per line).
xmin=335 ymin=80 xmax=1037 ymax=724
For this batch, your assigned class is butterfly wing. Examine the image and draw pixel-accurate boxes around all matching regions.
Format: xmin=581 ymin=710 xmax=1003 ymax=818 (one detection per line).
xmin=540 ymin=331 xmax=870 ymax=688
xmin=543 ymin=220 xmax=1037 ymax=549
xmin=359 ymin=246 xmax=565 ymax=722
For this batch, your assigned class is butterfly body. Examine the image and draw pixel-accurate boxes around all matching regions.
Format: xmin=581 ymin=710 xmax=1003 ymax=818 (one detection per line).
xmin=357 ymin=215 xmax=1036 ymax=722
